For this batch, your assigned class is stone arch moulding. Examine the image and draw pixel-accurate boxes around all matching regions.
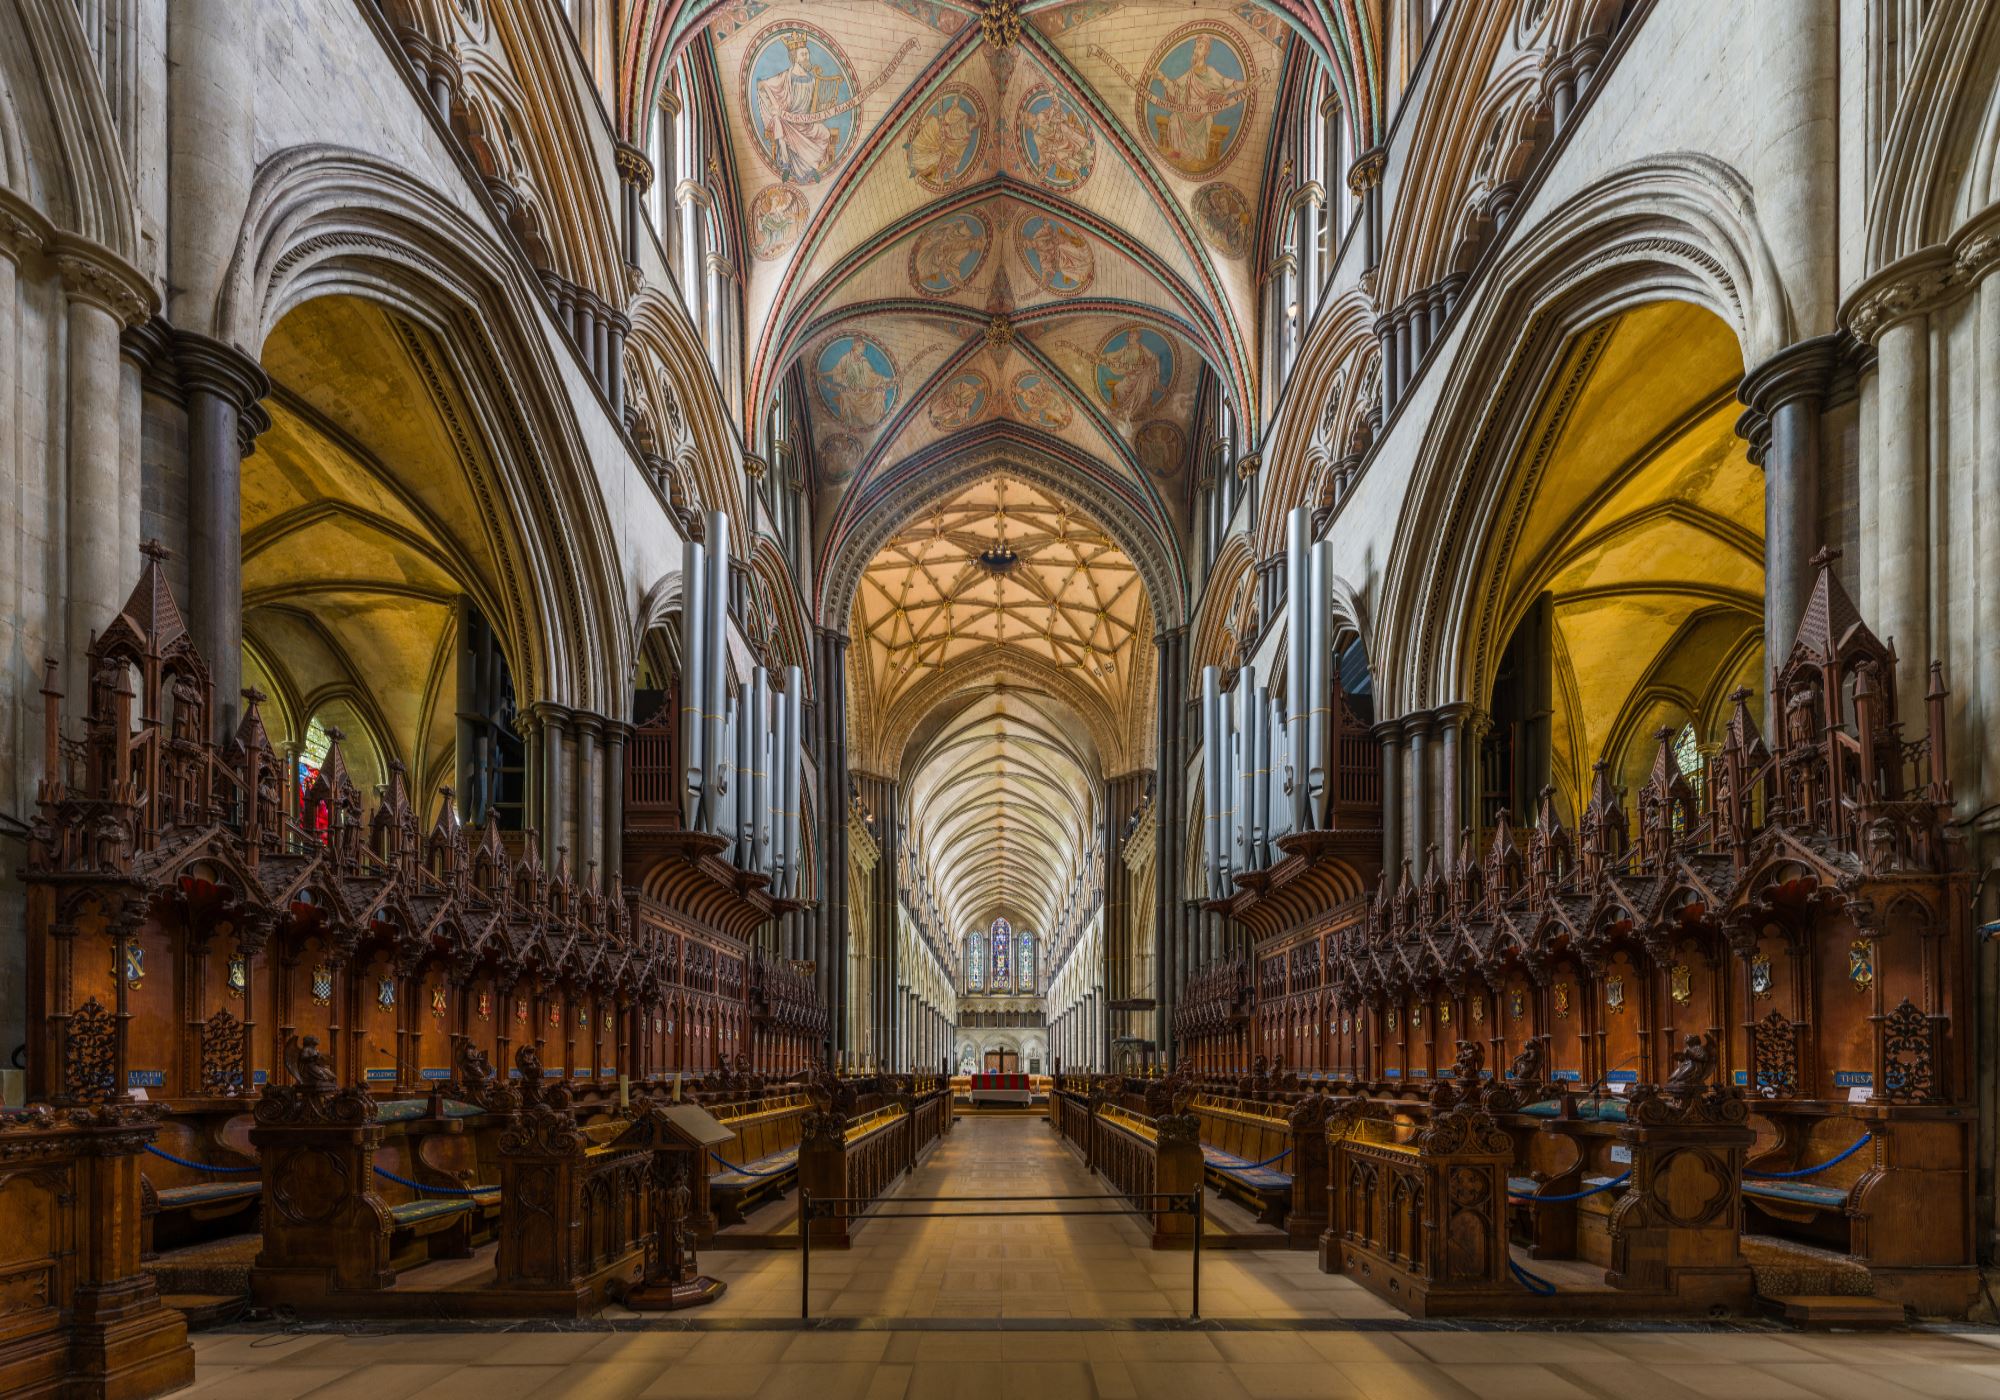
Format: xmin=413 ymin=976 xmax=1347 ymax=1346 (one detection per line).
xmin=216 ymin=144 xmax=633 ymax=717
xmin=1252 ymin=285 xmax=1380 ymax=561
xmin=627 ymin=283 xmax=750 ymax=537
xmin=1371 ymin=153 xmax=1793 ymax=718
xmin=816 ymin=442 xmax=1188 ymax=635
xmin=873 ymin=648 xmax=1124 ymax=782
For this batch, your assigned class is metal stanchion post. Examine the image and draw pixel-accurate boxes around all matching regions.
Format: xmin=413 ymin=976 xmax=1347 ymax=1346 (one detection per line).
xmin=1191 ymin=1189 xmax=1203 ymax=1321
xmin=799 ymin=1187 xmax=811 ymax=1320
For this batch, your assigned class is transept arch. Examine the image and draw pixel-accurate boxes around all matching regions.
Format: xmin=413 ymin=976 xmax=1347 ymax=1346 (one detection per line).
xmin=1373 ymin=153 xmax=1793 ymax=719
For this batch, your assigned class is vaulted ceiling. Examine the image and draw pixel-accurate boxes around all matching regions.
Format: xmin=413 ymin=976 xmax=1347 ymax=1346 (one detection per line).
xmin=684 ymin=0 xmax=1316 ymax=576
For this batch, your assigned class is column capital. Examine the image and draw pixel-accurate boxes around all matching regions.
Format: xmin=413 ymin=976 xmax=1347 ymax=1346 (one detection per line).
xmin=1370 ymin=717 xmax=1404 ymax=747
xmin=1733 ymin=333 xmax=1845 ymax=466
xmin=173 ymin=328 xmax=272 ymax=411
xmin=613 ymin=141 xmax=655 ymax=193
xmin=1433 ymin=701 xmax=1478 ymax=731
xmin=1346 ymin=147 xmax=1387 ymax=195
xmin=1398 ymin=711 xmax=1435 ymax=740
xmin=54 ymin=237 xmax=154 ymax=327
xmin=743 ymin=452 xmax=768 ymax=481
xmin=0 ymin=190 xmax=50 ymax=260
xmin=1234 ymin=451 xmax=1263 ymax=481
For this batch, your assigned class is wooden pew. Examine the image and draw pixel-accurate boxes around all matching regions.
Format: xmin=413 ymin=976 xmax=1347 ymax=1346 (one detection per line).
xmin=1089 ymin=1100 xmax=1201 ymax=1250
xmin=1322 ymin=1100 xmax=1514 ymax=1315
xmin=797 ymin=1101 xmax=913 ymax=1248
xmin=1188 ymin=1092 xmax=1330 ymax=1243
xmin=0 ymin=1104 xmax=195 ymax=1400
xmin=138 ymin=1108 xmax=260 ymax=1257
xmin=1743 ymin=1105 xmax=1974 ymax=1314
xmin=707 ymin=1092 xmax=810 ymax=1225
xmin=490 ymin=1103 xmax=651 ymax=1312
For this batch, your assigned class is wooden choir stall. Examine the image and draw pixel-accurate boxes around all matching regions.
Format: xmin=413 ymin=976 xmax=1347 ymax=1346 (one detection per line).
xmin=17 ymin=546 xmax=831 ymax=1325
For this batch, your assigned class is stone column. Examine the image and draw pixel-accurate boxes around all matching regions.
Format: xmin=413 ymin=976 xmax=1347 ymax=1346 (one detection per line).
xmin=573 ymin=712 xmax=600 ymax=885
xmin=1874 ymin=315 xmax=1930 ymax=698
xmin=1738 ymin=335 xmax=1842 ymax=650
xmin=535 ymin=702 xmax=569 ymax=866
xmin=174 ymin=332 xmax=270 ymax=740
xmin=1402 ymin=712 xmax=1432 ymax=872
xmin=603 ymin=720 xmax=627 ymax=889
xmin=167 ymin=0 xmax=255 ymax=338
xmin=56 ymin=250 xmax=147 ymax=691
xmin=1153 ymin=628 xmax=1187 ymax=1065
xmin=1374 ymin=720 xmax=1403 ymax=873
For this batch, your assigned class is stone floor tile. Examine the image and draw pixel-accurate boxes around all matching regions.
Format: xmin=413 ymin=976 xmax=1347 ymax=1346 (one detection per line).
xmin=1229 ymin=1362 xmax=1365 ymax=1398
xmin=1433 ymin=1362 xmax=1596 ymax=1400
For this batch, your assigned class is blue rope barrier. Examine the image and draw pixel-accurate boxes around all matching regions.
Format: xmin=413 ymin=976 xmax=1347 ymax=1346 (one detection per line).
xmin=708 ymin=1149 xmax=795 ymax=1179
xmin=1509 ymin=1258 xmax=1558 ymax=1296
xmin=1210 ymin=1147 xmax=1293 ymax=1175
xmin=144 ymin=1144 xmax=258 ymax=1174
xmin=1745 ymin=1133 xmax=1871 ymax=1178
xmin=372 ymin=1164 xmax=488 ymax=1197
xmin=1509 ymin=1170 xmax=1631 ymax=1204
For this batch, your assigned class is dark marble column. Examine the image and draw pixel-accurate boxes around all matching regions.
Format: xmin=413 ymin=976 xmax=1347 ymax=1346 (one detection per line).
xmin=1737 ymin=335 xmax=1843 ymax=651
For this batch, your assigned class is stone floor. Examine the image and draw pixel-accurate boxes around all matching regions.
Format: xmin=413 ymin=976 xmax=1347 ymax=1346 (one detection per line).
xmin=180 ymin=1116 xmax=2000 ymax=1399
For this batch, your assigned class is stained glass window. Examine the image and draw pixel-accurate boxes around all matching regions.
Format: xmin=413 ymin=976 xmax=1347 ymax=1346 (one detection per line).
xmin=298 ymin=716 xmax=332 ymax=833
xmin=990 ymin=917 xmax=1010 ymax=988
xmin=966 ymin=932 xmax=984 ymax=990
xmin=1674 ymin=722 xmax=1701 ymax=780
xmin=1019 ymin=933 xmax=1036 ymax=992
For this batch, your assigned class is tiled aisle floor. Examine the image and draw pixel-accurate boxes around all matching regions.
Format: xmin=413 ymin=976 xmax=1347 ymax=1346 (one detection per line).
xmin=181 ymin=1116 xmax=2000 ymax=1399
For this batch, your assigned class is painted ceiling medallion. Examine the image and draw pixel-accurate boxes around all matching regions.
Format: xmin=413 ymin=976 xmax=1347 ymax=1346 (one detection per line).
xmin=910 ymin=211 xmax=990 ymax=296
xmin=818 ymin=431 xmax=862 ymax=483
xmin=741 ymin=23 xmax=912 ymax=185
xmin=928 ymin=370 xmax=991 ymax=432
xmin=814 ymin=334 xmax=899 ymax=429
xmin=904 ymin=84 xmax=986 ymax=193
xmin=1017 ymin=85 xmax=1095 ymax=192
xmin=1074 ymin=324 xmax=1177 ymax=425
xmin=1097 ymin=22 xmax=1257 ymax=179
xmin=1192 ymin=182 xmax=1253 ymax=258
xmin=749 ymin=184 xmax=809 ymax=261
xmin=1015 ymin=214 xmax=1093 ymax=296
xmin=1136 ymin=420 xmax=1184 ymax=477
xmin=1008 ymin=371 xmax=1071 ymax=430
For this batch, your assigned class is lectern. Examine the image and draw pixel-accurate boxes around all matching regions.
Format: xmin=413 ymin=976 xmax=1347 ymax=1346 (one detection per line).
xmin=609 ymin=1100 xmax=733 ymax=1310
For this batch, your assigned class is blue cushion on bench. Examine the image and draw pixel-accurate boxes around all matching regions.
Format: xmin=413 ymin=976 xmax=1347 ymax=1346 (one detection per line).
xmin=709 ymin=1147 xmax=798 ymax=1189
xmin=388 ymin=1199 xmax=471 ymax=1227
xmin=1200 ymin=1145 xmax=1291 ymax=1189
xmin=1507 ymin=1176 xmax=1540 ymax=1197
xmin=1744 ymin=1180 xmax=1847 ymax=1209
xmin=155 ymin=1182 xmax=260 ymax=1209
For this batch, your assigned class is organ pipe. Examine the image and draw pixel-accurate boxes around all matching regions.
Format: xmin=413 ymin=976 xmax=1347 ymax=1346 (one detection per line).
xmin=751 ymin=665 xmax=772 ymax=875
xmin=1201 ymin=665 xmax=1225 ymax=899
xmin=780 ymin=664 xmax=804 ymax=898
xmin=679 ymin=538 xmax=706 ymax=829
xmin=701 ymin=512 xmax=730 ymax=835
xmin=1234 ymin=666 xmax=1254 ymax=877
xmin=1307 ymin=539 xmax=1334 ymax=826
xmin=1284 ymin=507 xmax=1310 ymax=833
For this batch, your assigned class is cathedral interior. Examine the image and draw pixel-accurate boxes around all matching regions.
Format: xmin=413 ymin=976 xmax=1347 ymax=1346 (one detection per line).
xmin=4 ymin=0 xmax=2000 ymax=1396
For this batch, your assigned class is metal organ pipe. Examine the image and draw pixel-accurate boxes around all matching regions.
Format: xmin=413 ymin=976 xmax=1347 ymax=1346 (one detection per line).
xmin=680 ymin=538 xmax=707 ymax=829
xmin=1201 ymin=665 xmax=1225 ymax=900
xmin=1284 ymin=507 xmax=1310 ymax=834
xmin=1234 ymin=667 xmax=1255 ymax=878
xmin=1252 ymin=677 xmax=1272 ymax=869
xmin=701 ymin=512 xmax=731 ymax=835
xmin=1306 ymin=540 xmax=1333 ymax=828
xmin=1266 ymin=690 xmax=1290 ymax=852
xmin=781 ymin=664 xmax=804 ymax=899
xmin=751 ymin=666 xmax=771 ymax=875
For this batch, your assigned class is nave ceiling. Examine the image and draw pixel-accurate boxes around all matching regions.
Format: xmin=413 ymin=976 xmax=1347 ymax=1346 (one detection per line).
xmin=678 ymin=0 xmax=1326 ymax=574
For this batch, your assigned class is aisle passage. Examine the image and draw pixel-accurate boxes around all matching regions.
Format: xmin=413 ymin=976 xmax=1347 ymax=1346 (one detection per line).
xmin=698 ymin=1114 xmax=1389 ymax=1320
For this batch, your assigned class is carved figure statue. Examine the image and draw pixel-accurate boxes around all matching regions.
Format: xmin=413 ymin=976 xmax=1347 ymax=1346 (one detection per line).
xmin=458 ymin=1040 xmax=496 ymax=1086
xmin=1451 ymin=1038 xmax=1485 ymax=1083
xmin=286 ymin=1034 xmax=338 ymax=1091
xmin=1508 ymin=1034 xmax=1549 ymax=1085
xmin=1664 ymin=1031 xmax=1717 ymax=1095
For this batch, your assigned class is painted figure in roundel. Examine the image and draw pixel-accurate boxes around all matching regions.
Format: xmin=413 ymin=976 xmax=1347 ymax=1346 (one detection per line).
xmin=1136 ymin=420 xmax=1186 ymax=478
xmin=1017 ymin=86 xmax=1094 ymax=192
xmin=818 ymin=432 xmax=862 ymax=484
xmin=750 ymin=184 xmax=810 ymax=261
xmin=1009 ymin=371 xmax=1071 ymax=431
xmin=815 ymin=335 xmax=899 ymax=430
xmin=1015 ymin=214 xmax=1093 ymax=296
xmin=928 ymin=370 xmax=990 ymax=432
xmin=1078 ymin=324 xmax=1176 ymax=425
xmin=1191 ymin=182 xmax=1252 ymax=259
xmin=1141 ymin=25 xmax=1255 ymax=177
xmin=743 ymin=25 xmax=861 ymax=184
xmin=909 ymin=212 xmax=989 ymax=296
xmin=905 ymin=85 xmax=984 ymax=192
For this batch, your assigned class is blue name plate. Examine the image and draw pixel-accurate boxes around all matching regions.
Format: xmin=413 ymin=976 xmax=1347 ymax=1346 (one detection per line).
xmin=365 ymin=1068 xmax=396 ymax=1082
xmin=601 ymin=1067 xmax=619 ymax=1077
xmin=420 ymin=1068 xmax=452 ymax=1081
xmin=1607 ymin=1070 xmax=1638 ymax=1084
xmin=1408 ymin=1069 xmax=1429 ymax=1078
xmin=1734 ymin=1070 xmax=1748 ymax=1085
xmin=1552 ymin=1069 xmax=1582 ymax=1082
xmin=128 ymin=1069 xmax=165 ymax=1088
xmin=1384 ymin=1068 xmax=1401 ymax=1078
xmin=1833 ymin=1070 xmax=1874 ymax=1088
